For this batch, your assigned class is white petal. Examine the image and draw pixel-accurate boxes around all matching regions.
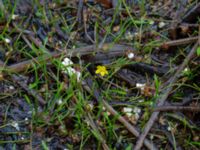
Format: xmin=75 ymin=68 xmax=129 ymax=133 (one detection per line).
xmin=5 ymin=38 xmax=11 ymax=43
xmin=128 ymin=53 xmax=135 ymax=59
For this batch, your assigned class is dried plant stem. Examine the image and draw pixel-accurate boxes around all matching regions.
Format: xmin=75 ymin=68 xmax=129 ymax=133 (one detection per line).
xmin=134 ymin=42 xmax=198 ymax=150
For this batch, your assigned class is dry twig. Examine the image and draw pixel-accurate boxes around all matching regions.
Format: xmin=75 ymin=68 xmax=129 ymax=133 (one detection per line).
xmin=134 ymin=41 xmax=199 ymax=150
xmin=153 ymin=106 xmax=200 ymax=112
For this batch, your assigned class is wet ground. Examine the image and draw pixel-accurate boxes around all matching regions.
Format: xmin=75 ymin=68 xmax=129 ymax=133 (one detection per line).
xmin=0 ymin=0 xmax=200 ymax=149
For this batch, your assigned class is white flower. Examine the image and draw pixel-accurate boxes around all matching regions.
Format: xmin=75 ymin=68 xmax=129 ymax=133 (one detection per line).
xmin=9 ymin=86 xmax=15 ymax=90
xmin=134 ymin=32 xmax=139 ymax=36
xmin=126 ymin=112 xmax=132 ymax=117
xmin=123 ymin=107 xmax=133 ymax=113
xmin=21 ymin=136 xmax=24 ymax=140
xmin=138 ymin=99 xmax=144 ymax=103
xmin=11 ymin=14 xmax=19 ymax=20
xmin=4 ymin=38 xmax=11 ymax=43
xmin=125 ymin=32 xmax=134 ymax=41
xmin=57 ymin=99 xmax=63 ymax=105
xmin=102 ymin=106 xmax=106 ymax=111
xmin=167 ymin=126 xmax=171 ymax=131
xmin=59 ymin=41 xmax=63 ymax=45
xmin=158 ymin=22 xmax=165 ymax=28
xmin=136 ymin=83 xmax=146 ymax=90
xmin=62 ymin=58 xmax=73 ymax=66
xmin=11 ymin=121 xmax=20 ymax=131
xmin=62 ymin=57 xmax=81 ymax=81
xmin=184 ymin=68 xmax=189 ymax=72
xmin=133 ymin=107 xmax=141 ymax=114
xmin=87 ymin=103 xmax=94 ymax=110
xmin=128 ymin=53 xmax=135 ymax=59
xmin=150 ymin=134 xmax=154 ymax=140
xmin=149 ymin=20 xmax=154 ymax=25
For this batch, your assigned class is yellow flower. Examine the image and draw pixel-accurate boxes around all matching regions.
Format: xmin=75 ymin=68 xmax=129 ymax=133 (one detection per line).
xmin=95 ymin=65 xmax=108 ymax=77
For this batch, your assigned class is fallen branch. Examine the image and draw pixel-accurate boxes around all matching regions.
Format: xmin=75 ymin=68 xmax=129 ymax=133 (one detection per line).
xmin=162 ymin=36 xmax=198 ymax=48
xmin=153 ymin=106 xmax=200 ymax=112
xmin=134 ymin=41 xmax=199 ymax=150
xmin=1 ymin=44 xmax=132 ymax=73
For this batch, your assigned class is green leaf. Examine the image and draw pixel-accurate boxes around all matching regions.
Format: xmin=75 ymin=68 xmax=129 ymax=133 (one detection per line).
xmin=197 ymin=47 xmax=200 ymax=56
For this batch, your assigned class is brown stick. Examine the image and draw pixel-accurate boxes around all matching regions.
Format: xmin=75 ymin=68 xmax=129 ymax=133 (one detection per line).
xmin=134 ymin=41 xmax=199 ymax=150
xmin=102 ymin=100 xmax=157 ymax=150
xmin=153 ymin=106 xmax=200 ymax=112
xmin=162 ymin=36 xmax=198 ymax=47
xmin=2 ymin=44 xmax=132 ymax=73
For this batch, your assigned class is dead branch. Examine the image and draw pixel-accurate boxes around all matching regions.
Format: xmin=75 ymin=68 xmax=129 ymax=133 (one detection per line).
xmin=153 ymin=106 xmax=200 ymax=112
xmin=134 ymin=41 xmax=199 ymax=150
xmin=2 ymin=44 xmax=133 ymax=73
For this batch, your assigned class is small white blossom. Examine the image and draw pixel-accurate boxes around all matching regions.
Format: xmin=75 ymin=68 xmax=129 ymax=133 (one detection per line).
xmin=25 ymin=117 xmax=28 ymax=121
xmin=184 ymin=68 xmax=189 ymax=72
xmin=9 ymin=85 xmax=15 ymax=90
xmin=158 ymin=22 xmax=166 ymax=28
xmin=62 ymin=57 xmax=81 ymax=81
xmin=4 ymin=38 xmax=11 ymax=43
xmin=57 ymin=99 xmax=63 ymax=105
xmin=126 ymin=112 xmax=132 ymax=117
xmin=123 ymin=107 xmax=141 ymax=124
xmin=11 ymin=121 xmax=20 ymax=131
xmin=167 ymin=126 xmax=171 ymax=131
xmin=123 ymin=107 xmax=133 ymax=113
xmin=125 ymin=32 xmax=134 ymax=41
xmin=133 ymin=107 xmax=141 ymax=114
xmin=138 ymin=99 xmax=144 ymax=103
xmin=59 ymin=41 xmax=63 ymax=45
xmin=21 ymin=136 xmax=24 ymax=140
xmin=134 ymin=32 xmax=139 ymax=37
xmin=11 ymin=14 xmax=19 ymax=20
xmin=150 ymin=134 xmax=154 ymax=140
xmin=149 ymin=20 xmax=154 ymax=25
xmin=62 ymin=58 xmax=73 ymax=66
xmin=128 ymin=53 xmax=135 ymax=59
xmin=136 ymin=83 xmax=146 ymax=90
xmin=87 ymin=103 xmax=94 ymax=110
